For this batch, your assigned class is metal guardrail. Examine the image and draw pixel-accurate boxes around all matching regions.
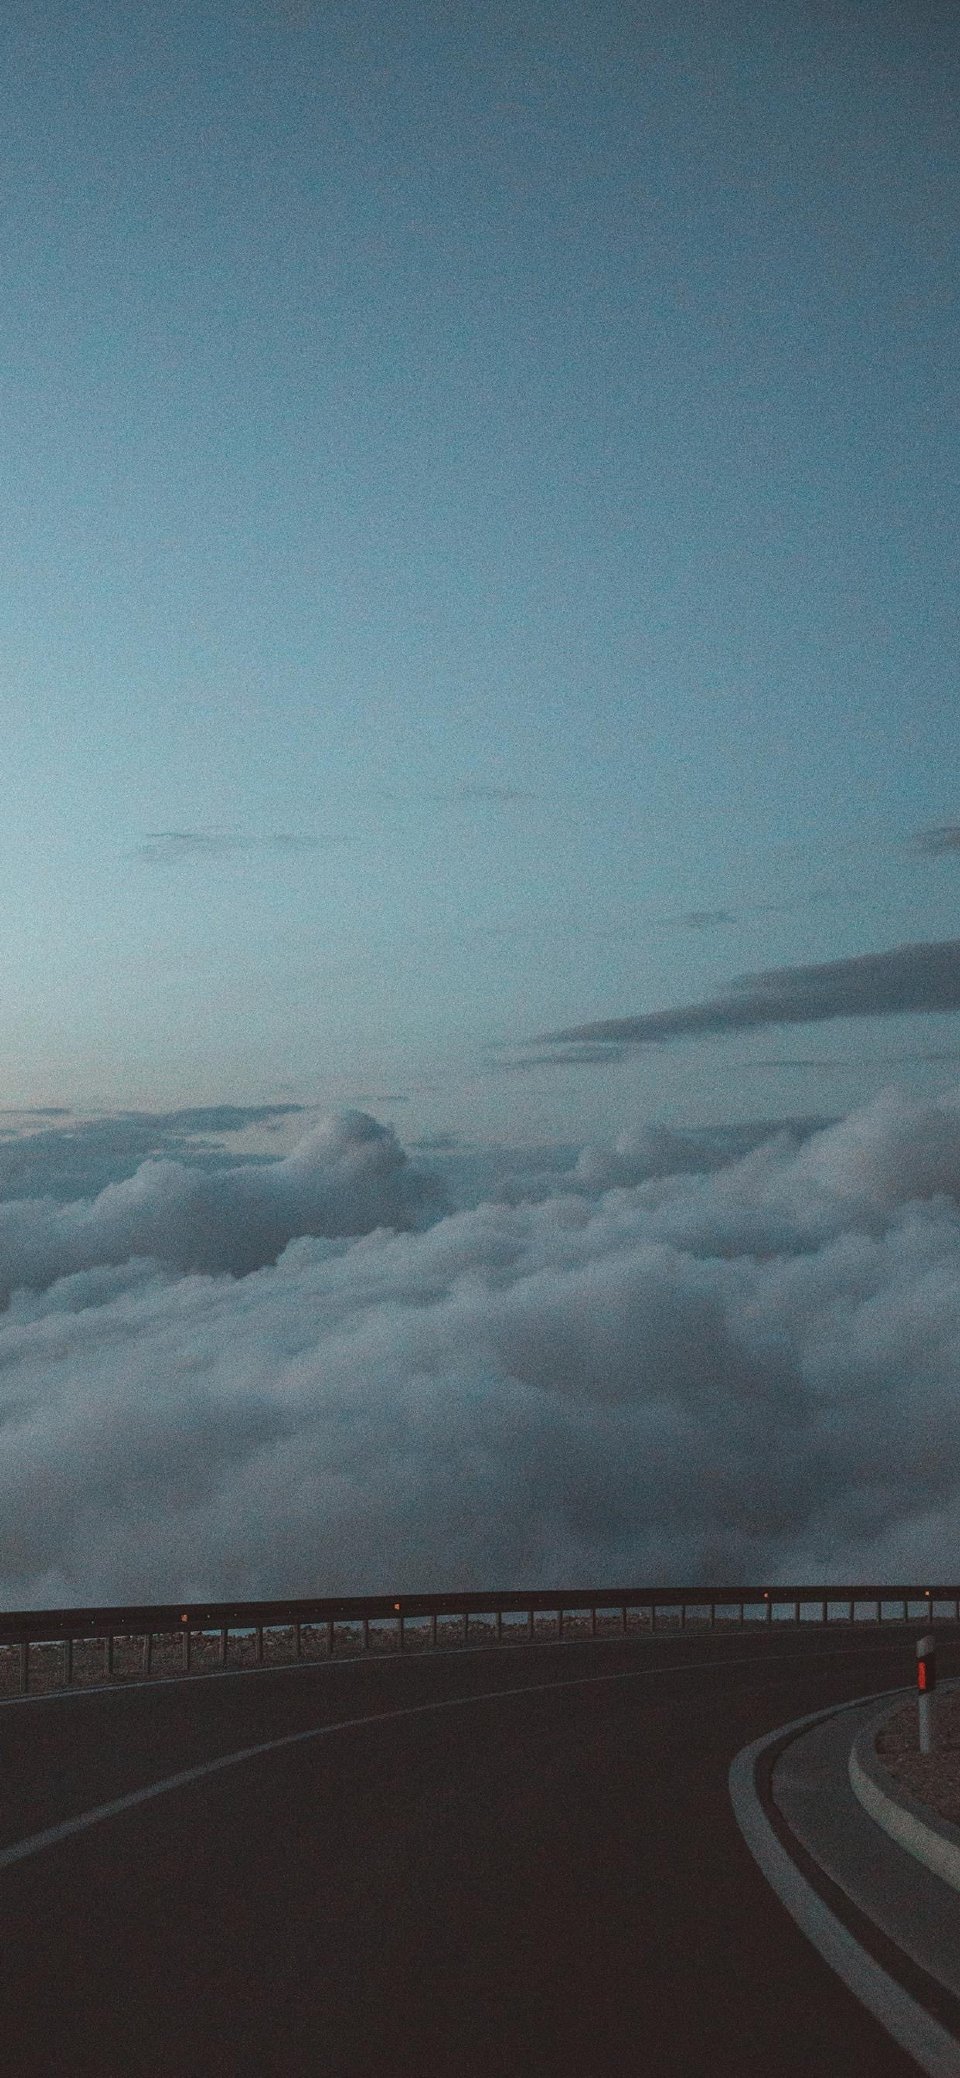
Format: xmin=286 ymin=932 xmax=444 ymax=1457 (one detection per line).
xmin=0 ymin=1584 xmax=957 ymax=1697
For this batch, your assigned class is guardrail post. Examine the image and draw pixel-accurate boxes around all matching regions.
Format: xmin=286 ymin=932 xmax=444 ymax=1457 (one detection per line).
xmin=738 ymin=1603 xmax=744 ymax=1627
xmin=145 ymin=1632 xmax=153 ymax=1677
xmin=184 ymin=1626 xmax=191 ymax=1673
xmin=65 ymin=1636 xmax=73 ymax=1685
xmin=528 ymin=1609 xmax=534 ymax=1643
xmin=591 ymin=1605 xmax=597 ymax=1637
xmin=430 ymin=1612 xmax=437 ymax=1649
xmin=294 ymin=1621 xmax=301 ymax=1661
xmin=710 ymin=1604 xmax=715 ymax=1628
xmin=220 ymin=1627 xmax=228 ymax=1667
xmin=255 ymin=1625 xmax=263 ymax=1664
xmin=19 ymin=1641 xmax=28 ymax=1695
xmin=918 ymin=1633 xmax=936 ymax=1754
xmin=558 ymin=1607 xmax=563 ymax=1642
xmin=107 ymin=1634 xmax=114 ymax=1679
xmin=622 ymin=1605 xmax=628 ymax=1635
xmin=794 ymin=1600 xmax=800 ymax=1623
xmin=327 ymin=1618 xmax=334 ymax=1657
xmin=399 ymin=1612 xmax=404 ymax=1651
xmin=496 ymin=1610 xmax=503 ymax=1644
xmin=462 ymin=1611 xmax=468 ymax=1646
xmin=362 ymin=1617 xmax=369 ymax=1651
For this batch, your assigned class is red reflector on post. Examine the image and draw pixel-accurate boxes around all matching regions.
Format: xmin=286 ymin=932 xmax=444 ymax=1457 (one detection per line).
xmin=917 ymin=1632 xmax=937 ymax=1692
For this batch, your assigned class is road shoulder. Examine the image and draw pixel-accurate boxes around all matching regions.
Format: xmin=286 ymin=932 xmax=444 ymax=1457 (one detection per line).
xmin=730 ymin=1692 xmax=960 ymax=2077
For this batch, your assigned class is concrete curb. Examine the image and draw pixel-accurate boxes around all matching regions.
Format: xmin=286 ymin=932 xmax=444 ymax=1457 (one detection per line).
xmin=730 ymin=1689 xmax=960 ymax=2077
xmin=849 ymin=1679 xmax=960 ymax=1896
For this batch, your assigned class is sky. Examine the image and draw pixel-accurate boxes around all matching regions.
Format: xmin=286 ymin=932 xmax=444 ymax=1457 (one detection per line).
xmin=2 ymin=3 xmax=960 ymax=1603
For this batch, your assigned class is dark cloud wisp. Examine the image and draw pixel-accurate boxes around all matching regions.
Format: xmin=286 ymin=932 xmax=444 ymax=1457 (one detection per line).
xmin=674 ymin=909 xmax=736 ymax=930
xmin=487 ymin=1045 xmax=629 ymax=1073
xmin=913 ymin=826 xmax=960 ymax=856
xmin=133 ymin=830 xmax=345 ymax=863
xmin=536 ymin=938 xmax=960 ymax=1047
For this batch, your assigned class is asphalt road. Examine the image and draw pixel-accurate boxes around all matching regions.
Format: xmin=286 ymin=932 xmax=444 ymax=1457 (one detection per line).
xmin=0 ymin=1624 xmax=950 ymax=2077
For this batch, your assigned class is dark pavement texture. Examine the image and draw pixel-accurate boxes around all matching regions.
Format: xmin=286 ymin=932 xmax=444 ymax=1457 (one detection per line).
xmin=0 ymin=1626 xmax=946 ymax=2077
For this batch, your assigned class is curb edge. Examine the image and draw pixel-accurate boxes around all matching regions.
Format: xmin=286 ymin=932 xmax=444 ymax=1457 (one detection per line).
xmin=850 ymin=1680 xmax=960 ymax=1897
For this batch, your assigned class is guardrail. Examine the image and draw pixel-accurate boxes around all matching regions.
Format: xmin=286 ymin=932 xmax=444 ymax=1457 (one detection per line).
xmin=0 ymin=1584 xmax=957 ymax=1698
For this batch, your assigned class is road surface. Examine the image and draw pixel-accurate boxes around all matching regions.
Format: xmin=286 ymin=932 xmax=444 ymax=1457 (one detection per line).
xmin=0 ymin=1623 xmax=947 ymax=2075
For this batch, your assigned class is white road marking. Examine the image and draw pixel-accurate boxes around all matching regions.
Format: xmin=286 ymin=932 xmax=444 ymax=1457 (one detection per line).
xmin=0 ymin=1640 xmax=914 ymax=1872
xmin=0 ymin=1624 xmax=914 ymax=1709
xmin=730 ymin=1700 xmax=960 ymax=2077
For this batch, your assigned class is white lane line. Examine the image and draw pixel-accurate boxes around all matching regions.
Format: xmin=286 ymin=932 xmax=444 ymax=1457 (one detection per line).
xmin=0 ymin=1629 xmax=756 ymax=1710
xmin=0 ymin=1642 xmax=913 ymax=1873
xmin=0 ymin=1626 xmax=916 ymax=1710
xmin=729 ymin=1700 xmax=960 ymax=2078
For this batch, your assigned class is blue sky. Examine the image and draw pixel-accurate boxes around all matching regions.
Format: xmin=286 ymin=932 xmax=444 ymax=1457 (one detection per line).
xmin=3 ymin=0 xmax=959 ymax=1142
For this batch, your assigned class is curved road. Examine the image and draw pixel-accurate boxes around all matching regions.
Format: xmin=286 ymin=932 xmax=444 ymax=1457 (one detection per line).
xmin=0 ymin=1625 xmax=948 ymax=2076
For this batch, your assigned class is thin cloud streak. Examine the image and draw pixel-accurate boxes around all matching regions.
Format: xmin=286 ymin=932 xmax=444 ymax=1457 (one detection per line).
xmin=749 ymin=1051 xmax=960 ymax=1070
xmin=487 ymin=1046 xmax=629 ymax=1073
xmin=535 ymin=938 xmax=960 ymax=1047
xmin=133 ymin=830 xmax=349 ymax=863
xmin=913 ymin=825 xmax=960 ymax=856
xmin=673 ymin=909 xmax=737 ymax=930
xmin=382 ymin=783 xmax=538 ymax=808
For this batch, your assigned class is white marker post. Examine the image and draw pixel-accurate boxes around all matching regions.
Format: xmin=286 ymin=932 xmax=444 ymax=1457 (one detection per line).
xmin=917 ymin=1632 xmax=936 ymax=1756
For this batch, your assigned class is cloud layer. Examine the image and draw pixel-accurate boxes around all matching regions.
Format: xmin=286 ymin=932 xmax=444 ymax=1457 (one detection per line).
xmin=538 ymin=937 xmax=960 ymax=1047
xmin=0 ymin=1111 xmax=441 ymax=1302
xmin=3 ymin=1092 xmax=960 ymax=1606
xmin=0 ymin=1104 xmax=307 ymax=1204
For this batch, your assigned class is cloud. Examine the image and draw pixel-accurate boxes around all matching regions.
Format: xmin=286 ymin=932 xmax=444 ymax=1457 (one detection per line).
xmin=674 ymin=909 xmax=737 ymax=930
xmin=134 ymin=832 xmax=245 ymax=862
xmin=352 ymin=1093 xmax=411 ymax=1104
xmin=0 ymin=1104 xmax=308 ymax=1204
xmin=913 ymin=826 xmax=960 ymax=856
xmin=5 ymin=1093 xmax=960 ymax=1603
xmin=656 ymin=892 xmax=838 ymax=934
xmin=0 ymin=1107 xmax=71 ymax=1117
xmin=536 ymin=937 xmax=960 ymax=1047
xmin=750 ymin=1051 xmax=960 ymax=1070
xmin=383 ymin=783 xmax=537 ymax=808
xmin=0 ymin=1111 xmax=441 ymax=1304
xmin=487 ymin=1045 xmax=629 ymax=1072
xmin=454 ymin=783 xmax=537 ymax=803
xmin=133 ymin=830 xmax=345 ymax=863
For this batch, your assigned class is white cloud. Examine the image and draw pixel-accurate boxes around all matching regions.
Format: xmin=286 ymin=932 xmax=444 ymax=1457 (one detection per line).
xmin=2 ymin=1091 xmax=960 ymax=1605
xmin=0 ymin=1110 xmax=441 ymax=1301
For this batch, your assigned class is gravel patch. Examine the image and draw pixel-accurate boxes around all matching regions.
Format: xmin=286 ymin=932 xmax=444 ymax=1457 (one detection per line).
xmin=874 ymin=1689 xmax=960 ymax=1828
